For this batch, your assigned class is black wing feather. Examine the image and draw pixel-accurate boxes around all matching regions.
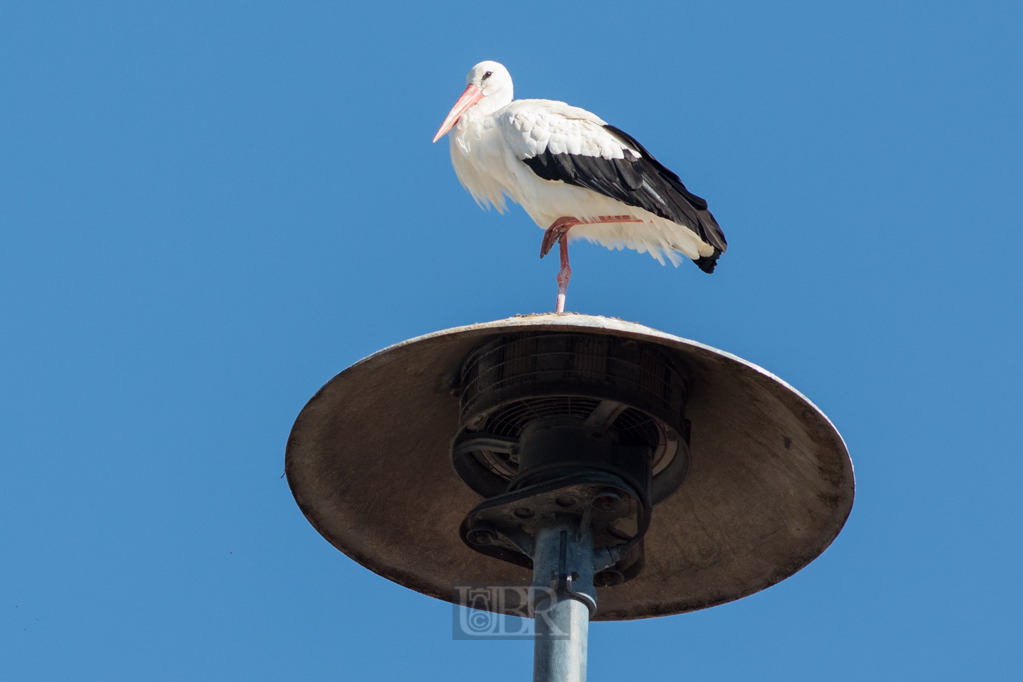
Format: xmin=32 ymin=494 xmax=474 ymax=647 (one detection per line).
xmin=521 ymin=124 xmax=726 ymax=272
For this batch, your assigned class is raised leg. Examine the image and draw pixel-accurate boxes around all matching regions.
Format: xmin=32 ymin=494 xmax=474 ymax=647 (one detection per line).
xmin=540 ymin=215 xmax=642 ymax=260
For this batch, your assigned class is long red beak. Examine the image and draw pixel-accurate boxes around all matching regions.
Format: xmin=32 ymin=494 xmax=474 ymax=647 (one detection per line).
xmin=432 ymin=85 xmax=484 ymax=143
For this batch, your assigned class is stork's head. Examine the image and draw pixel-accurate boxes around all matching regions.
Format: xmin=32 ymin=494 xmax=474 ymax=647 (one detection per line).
xmin=432 ymin=61 xmax=513 ymax=143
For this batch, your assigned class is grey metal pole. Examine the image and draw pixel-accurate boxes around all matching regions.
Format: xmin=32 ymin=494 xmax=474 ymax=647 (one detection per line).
xmin=531 ymin=522 xmax=596 ymax=682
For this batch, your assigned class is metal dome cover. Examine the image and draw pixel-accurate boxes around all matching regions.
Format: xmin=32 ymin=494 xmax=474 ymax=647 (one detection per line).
xmin=285 ymin=314 xmax=854 ymax=620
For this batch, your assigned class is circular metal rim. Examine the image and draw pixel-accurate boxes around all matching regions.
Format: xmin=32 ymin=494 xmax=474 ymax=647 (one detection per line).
xmin=285 ymin=314 xmax=855 ymax=621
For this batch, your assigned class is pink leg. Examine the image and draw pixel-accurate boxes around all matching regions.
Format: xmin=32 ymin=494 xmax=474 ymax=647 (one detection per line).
xmin=556 ymin=237 xmax=571 ymax=313
xmin=541 ymin=215 xmax=644 ymax=313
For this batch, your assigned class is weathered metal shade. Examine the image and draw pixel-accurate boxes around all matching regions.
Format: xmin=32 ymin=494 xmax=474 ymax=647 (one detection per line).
xmin=286 ymin=314 xmax=854 ymax=620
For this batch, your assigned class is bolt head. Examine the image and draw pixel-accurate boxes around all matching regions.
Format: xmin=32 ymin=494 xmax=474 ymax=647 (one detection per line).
xmin=467 ymin=528 xmax=496 ymax=546
xmin=513 ymin=507 xmax=534 ymax=519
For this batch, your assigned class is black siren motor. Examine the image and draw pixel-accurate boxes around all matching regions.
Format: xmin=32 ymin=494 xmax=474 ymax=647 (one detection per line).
xmin=451 ymin=331 xmax=692 ymax=586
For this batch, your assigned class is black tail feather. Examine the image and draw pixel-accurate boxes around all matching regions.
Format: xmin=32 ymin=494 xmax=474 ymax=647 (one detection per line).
xmin=694 ymin=249 xmax=721 ymax=274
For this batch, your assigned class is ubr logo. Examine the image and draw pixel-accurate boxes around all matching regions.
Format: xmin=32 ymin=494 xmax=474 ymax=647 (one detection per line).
xmin=452 ymin=584 xmax=569 ymax=640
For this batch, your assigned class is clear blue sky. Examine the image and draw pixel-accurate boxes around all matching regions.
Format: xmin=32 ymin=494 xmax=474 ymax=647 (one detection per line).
xmin=1 ymin=1 xmax=1021 ymax=680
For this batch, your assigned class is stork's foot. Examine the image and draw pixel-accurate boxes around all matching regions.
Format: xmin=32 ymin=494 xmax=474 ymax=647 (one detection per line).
xmin=540 ymin=217 xmax=580 ymax=259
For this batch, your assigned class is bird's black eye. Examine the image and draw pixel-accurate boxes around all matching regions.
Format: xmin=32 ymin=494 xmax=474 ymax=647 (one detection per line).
xmin=481 ymin=71 xmax=493 ymax=82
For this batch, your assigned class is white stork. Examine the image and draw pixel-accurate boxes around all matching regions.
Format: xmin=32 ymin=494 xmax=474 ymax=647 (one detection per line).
xmin=433 ymin=61 xmax=727 ymax=313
